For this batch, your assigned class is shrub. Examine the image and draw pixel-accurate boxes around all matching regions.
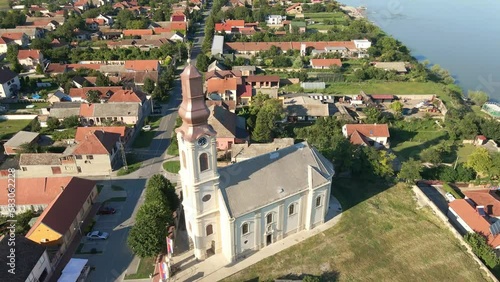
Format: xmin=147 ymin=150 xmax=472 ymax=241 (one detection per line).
xmin=464 ymin=232 xmax=500 ymax=268
xmin=443 ymin=183 xmax=463 ymax=199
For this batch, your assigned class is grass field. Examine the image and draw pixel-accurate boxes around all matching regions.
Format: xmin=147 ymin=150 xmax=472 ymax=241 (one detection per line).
xmin=456 ymin=143 xmax=476 ymax=163
xmin=0 ymin=119 xmax=31 ymax=140
xmin=390 ymin=119 xmax=448 ymax=161
xmin=304 ymin=12 xmax=348 ymax=30
xmin=163 ymin=160 xmax=180 ymax=173
xmin=124 ymin=257 xmax=156 ymax=280
xmin=0 ymin=0 xmax=8 ymax=10
xmin=223 ymin=179 xmax=489 ymax=281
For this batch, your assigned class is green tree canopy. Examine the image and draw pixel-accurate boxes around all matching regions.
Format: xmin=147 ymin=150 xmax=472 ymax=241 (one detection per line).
xmin=47 ymin=117 xmax=61 ymax=131
xmin=468 ymin=90 xmax=489 ymax=106
xmin=252 ymin=98 xmax=284 ymax=143
xmin=62 ymin=115 xmax=80 ymax=128
xmin=398 ymin=158 xmax=422 ymax=183
xmin=465 ymin=147 xmax=493 ymax=177
xmin=86 ymin=90 xmax=101 ymax=103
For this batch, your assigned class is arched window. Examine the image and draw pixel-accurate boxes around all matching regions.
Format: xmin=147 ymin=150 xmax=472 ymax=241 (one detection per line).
xmin=199 ymin=153 xmax=208 ymax=172
xmin=266 ymin=213 xmax=273 ymax=225
xmin=206 ymin=224 xmax=213 ymax=236
xmin=315 ymin=196 xmax=322 ymax=208
xmin=181 ymin=151 xmax=186 ymax=168
xmin=242 ymin=223 xmax=249 ymax=235
xmin=288 ymin=203 xmax=296 ymax=216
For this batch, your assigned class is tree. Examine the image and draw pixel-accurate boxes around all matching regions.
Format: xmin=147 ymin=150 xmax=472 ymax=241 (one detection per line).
xmin=29 ymin=119 xmax=41 ymax=132
xmin=18 ymin=142 xmax=41 ymax=154
xmin=6 ymin=44 xmax=19 ymax=64
xmin=86 ymin=90 xmax=101 ymax=103
xmin=292 ymin=56 xmax=303 ymax=68
xmin=420 ymin=147 xmax=442 ymax=165
xmin=398 ymin=158 xmax=422 ymax=183
xmin=35 ymin=64 xmax=44 ymax=74
xmin=465 ymin=147 xmax=493 ymax=177
xmin=143 ymin=78 xmax=155 ymax=93
xmin=46 ymin=117 xmax=61 ymax=131
xmin=10 ymin=61 xmax=23 ymax=74
xmin=252 ymin=99 xmax=284 ymax=143
xmin=115 ymin=9 xmax=135 ymax=29
xmin=127 ymin=214 xmax=169 ymax=258
xmin=195 ymin=53 xmax=210 ymax=72
xmin=363 ymin=105 xmax=386 ymax=124
xmin=62 ymin=115 xmax=80 ymax=128
xmin=468 ymin=90 xmax=489 ymax=106
xmin=464 ymin=232 xmax=500 ymax=268
xmin=390 ymin=101 xmax=404 ymax=117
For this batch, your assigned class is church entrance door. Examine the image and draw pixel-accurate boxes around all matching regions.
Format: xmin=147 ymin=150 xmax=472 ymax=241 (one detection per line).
xmin=266 ymin=234 xmax=272 ymax=246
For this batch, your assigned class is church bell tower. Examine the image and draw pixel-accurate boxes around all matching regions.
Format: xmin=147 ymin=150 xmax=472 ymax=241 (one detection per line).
xmin=176 ymin=63 xmax=221 ymax=260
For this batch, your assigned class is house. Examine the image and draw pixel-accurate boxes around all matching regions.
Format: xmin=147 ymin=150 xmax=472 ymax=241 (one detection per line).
xmin=170 ymin=11 xmax=187 ymax=22
xmin=123 ymin=29 xmax=154 ymax=38
xmin=3 ymin=131 xmax=40 ymax=155
xmin=0 ymin=236 xmax=52 ymax=282
xmin=75 ymin=126 xmax=132 ymax=145
xmin=0 ymin=27 xmax=44 ymax=39
xmin=310 ymin=58 xmax=342 ymax=69
xmin=47 ymin=90 xmax=71 ymax=104
xmin=152 ymin=22 xmax=187 ymax=33
xmin=18 ymin=128 xmax=127 ymax=176
xmin=463 ymin=190 xmax=500 ymax=218
xmin=212 ymin=35 xmax=224 ymax=56
xmin=371 ymin=62 xmax=408 ymax=73
xmin=283 ymin=96 xmax=337 ymax=122
xmin=73 ymin=28 xmax=91 ymax=40
xmin=108 ymin=89 xmax=151 ymax=116
xmin=125 ymin=60 xmax=160 ymax=71
xmin=266 ymin=15 xmax=287 ymax=26
xmin=232 ymin=66 xmax=256 ymax=76
xmin=206 ymin=77 xmax=238 ymax=101
xmin=224 ymin=41 xmax=357 ymax=56
xmin=208 ymin=105 xmax=249 ymax=150
xmin=207 ymin=60 xmax=227 ymax=72
xmin=215 ymin=20 xmax=245 ymax=34
xmin=48 ymin=102 xmax=81 ymax=120
xmin=231 ymin=138 xmax=294 ymax=162
xmin=17 ymin=49 xmax=44 ymax=70
xmin=245 ymin=75 xmax=280 ymax=98
xmin=74 ymin=0 xmax=90 ymax=11
xmin=342 ymin=124 xmax=390 ymax=148
xmin=475 ymin=135 xmax=488 ymax=146
xmin=448 ymin=199 xmax=500 ymax=249
xmin=79 ymin=103 xmax=142 ymax=126
xmin=289 ymin=21 xmax=306 ymax=33
xmin=0 ymin=69 xmax=20 ymax=98
xmin=286 ymin=3 xmax=303 ymax=14
xmin=85 ymin=18 xmax=105 ymax=30
xmin=26 ymin=177 xmax=97 ymax=268
xmin=97 ymin=14 xmax=114 ymax=25
xmin=72 ymin=75 xmax=94 ymax=88
xmin=0 ymin=32 xmax=29 ymax=50
xmin=175 ymin=64 xmax=335 ymax=262
xmin=68 ymin=86 xmax=123 ymax=102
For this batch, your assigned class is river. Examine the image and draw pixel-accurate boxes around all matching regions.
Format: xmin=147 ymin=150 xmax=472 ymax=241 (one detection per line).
xmin=339 ymin=0 xmax=500 ymax=101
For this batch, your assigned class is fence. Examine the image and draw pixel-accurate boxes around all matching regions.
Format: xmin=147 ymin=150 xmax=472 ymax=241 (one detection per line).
xmin=412 ymin=185 xmax=499 ymax=282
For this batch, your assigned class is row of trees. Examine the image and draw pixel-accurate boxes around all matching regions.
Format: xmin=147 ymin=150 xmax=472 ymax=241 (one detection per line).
xmin=128 ymin=175 xmax=179 ymax=258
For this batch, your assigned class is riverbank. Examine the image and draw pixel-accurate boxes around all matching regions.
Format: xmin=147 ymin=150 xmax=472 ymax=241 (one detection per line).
xmin=340 ymin=5 xmax=365 ymax=19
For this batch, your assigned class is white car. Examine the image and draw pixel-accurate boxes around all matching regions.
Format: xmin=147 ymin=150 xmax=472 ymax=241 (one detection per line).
xmin=445 ymin=192 xmax=456 ymax=202
xmin=86 ymin=231 xmax=109 ymax=240
xmin=142 ymin=125 xmax=151 ymax=131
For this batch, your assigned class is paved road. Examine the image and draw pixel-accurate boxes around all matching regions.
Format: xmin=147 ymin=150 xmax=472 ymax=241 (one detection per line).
xmin=71 ymin=5 xmax=212 ymax=280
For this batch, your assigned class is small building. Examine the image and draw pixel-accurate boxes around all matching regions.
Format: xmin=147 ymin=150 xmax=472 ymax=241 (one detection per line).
xmin=208 ymin=105 xmax=249 ymax=150
xmin=289 ymin=21 xmax=306 ymax=33
xmin=211 ymin=35 xmax=224 ymax=56
xmin=283 ymin=96 xmax=336 ymax=122
xmin=232 ymin=66 xmax=256 ymax=76
xmin=286 ymin=3 xmax=303 ymax=15
xmin=231 ymin=138 xmax=295 ymax=162
xmin=47 ymin=90 xmax=71 ymax=104
xmin=3 ymin=131 xmax=40 ymax=155
xmin=300 ymin=82 xmax=325 ymax=90
xmin=17 ymin=49 xmax=44 ymax=70
xmin=310 ymin=59 xmax=342 ymax=69
xmin=474 ymin=135 xmax=488 ymax=146
xmin=266 ymin=15 xmax=287 ymax=26
xmin=342 ymin=124 xmax=390 ymax=148
xmin=369 ymin=94 xmax=395 ymax=103
xmin=0 ymin=68 xmax=20 ymax=98
xmin=371 ymin=62 xmax=408 ymax=73
xmin=0 ymin=236 xmax=52 ymax=282
xmin=207 ymin=60 xmax=227 ymax=72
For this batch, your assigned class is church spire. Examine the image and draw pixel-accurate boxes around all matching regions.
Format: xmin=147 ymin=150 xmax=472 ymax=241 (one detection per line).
xmin=176 ymin=64 xmax=216 ymax=142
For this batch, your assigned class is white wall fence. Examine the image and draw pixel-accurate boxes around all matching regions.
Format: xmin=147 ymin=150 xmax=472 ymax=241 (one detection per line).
xmin=412 ymin=185 xmax=499 ymax=282
xmin=0 ymin=114 xmax=37 ymax=121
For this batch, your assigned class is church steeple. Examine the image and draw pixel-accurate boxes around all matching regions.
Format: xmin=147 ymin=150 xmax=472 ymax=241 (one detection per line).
xmin=176 ymin=63 xmax=216 ymax=142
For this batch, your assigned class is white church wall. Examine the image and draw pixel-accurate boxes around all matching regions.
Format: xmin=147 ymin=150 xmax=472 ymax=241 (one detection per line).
xmin=235 ymin=212 xmax=257 ymax=255
xmin=311 ymin=184 xmax=330 ymax=227
xmin=218 ymin=190 xmax=234 ymax=262
xmin=259 ymin=204 xmax=282 ymax=247
xmin=198 ymin=183 xmax=218 ymax=214
xmin=283 ymin=193 xmax=304 ymax=236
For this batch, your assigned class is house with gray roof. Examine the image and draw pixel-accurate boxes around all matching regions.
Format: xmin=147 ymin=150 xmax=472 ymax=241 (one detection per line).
xmin=4 ymin=131 xmax=40 ymax=155
xmin=283 ymin=95 xmax=337 ymax=122
xmin=207 ymin=105 xmax=248 ymax=150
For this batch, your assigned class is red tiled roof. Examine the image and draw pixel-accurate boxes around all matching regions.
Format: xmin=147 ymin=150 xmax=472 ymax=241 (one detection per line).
xmin=310 ymin=59 xmax=342 ymax=68
xmin=75 ymin=126 xmax=128 ymax=141
xmin=108 ymin=89 xmax=146 ymax=103
xmin=449 ymin=199 xmax=500 ymax=248
xmin=86 ymin=18 xmax=105 ymax=25
xmin=72 ymin=130 xmax=120 ymax=155
xmin=67 ymin=64 xmax=102 ymax=70
xmin=238 ymin=84 xmax=253 ymax=98
xmin=123 ymin=29 xmax=154 ymax=36
xmin=464 ymin=190 xmax=500 ymax=217
xmin=124 ymin=60 xmax=159 ymax=71
xmin=17 ymin=49 xmax=41 ymax=60
xmin=80 ymin=103 xmax=95 ymax=117
xmin=0 ymin=177 xmax=75 ymax=206
xmin=26 ymin=177 xmax=96 ymax=237
xmin=349 ymin=130 xmax=370 ymax=146
xmin=370 ymin=94 xmax=394 ymax=100
xmin=207 ymin=78 xmax=238 ymax=93
xmin=171 ymin=15 xmax=185 ymax=22
xmin=1 ymin=32 xmax=25 ymax=40
xmin=69 ymin=86 xmax=123 ymax=99
xmin=225 ymin=41 xmax=356 ymax=52
xmin=345 ymin=124 xmax=390 ymax=138
xmin=286 ymin=3 xmax=301 ymax=11
xmin=45 ymin=63 xmax=68 ymax=74
xmin=477 ymin=135 xmax=487 ymax=141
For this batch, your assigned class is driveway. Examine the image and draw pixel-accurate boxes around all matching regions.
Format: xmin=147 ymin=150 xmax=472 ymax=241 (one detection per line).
xmin=416 ymin=183 xmax=449 ymax=213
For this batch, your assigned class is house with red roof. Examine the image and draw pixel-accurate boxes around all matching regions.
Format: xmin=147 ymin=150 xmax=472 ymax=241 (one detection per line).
xmin=448 ymin=199 xmax=500 ymax=249
xmin=123 ymin=29 xmax=154 ymax=38
xmin=463 ymin=190 xmax=500 ymax=218
xmin=310 ymin=58 xmax=342 ymax=69
xmin=73 ymin=0 xmax=90 ymax=11
xmin=18 ymin=49 xmax=45 ymax=70
xmin=245 ymin=75 xmax=280 ymax=98
xmin=286 ymin=3 xmax=303 ymax=15
xmin=170 ymin=11 xmax=187 ymax=23
xmin=0 ymin=32 xmax=29 ymax=52
xmin=18 ymin=127 xmax=130 ymax=177
xmin=85 ymin=18 xmax=106 ymax=31
xmin=25 ymin=177 xmax=97 ymax=267
xmin=224 ymin=41 xmax=359 ymax=56
xmin=208 ymin=105 xmax=249 ymax=150
xmin=68 ymin=86 xmax=123 ymax=102
xmin=342 ymin=124 xmax=390 ymax=148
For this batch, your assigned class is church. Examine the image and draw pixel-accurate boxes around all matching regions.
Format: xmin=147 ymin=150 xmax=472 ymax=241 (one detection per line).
xmin=175 ymin=64 xmax=335 ymax=262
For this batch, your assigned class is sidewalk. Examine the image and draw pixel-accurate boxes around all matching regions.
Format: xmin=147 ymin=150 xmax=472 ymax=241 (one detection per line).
xmin=160 ymin=196 xmax=342 ymax=282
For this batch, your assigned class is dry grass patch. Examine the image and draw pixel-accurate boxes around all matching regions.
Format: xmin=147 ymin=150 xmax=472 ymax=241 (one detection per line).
xmin=223 ymin=179 xmax=489 ymax=282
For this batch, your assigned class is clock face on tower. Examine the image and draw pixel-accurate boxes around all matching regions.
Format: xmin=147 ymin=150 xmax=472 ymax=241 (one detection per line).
xmin=197 ymin=136 xmax=208 ymax=147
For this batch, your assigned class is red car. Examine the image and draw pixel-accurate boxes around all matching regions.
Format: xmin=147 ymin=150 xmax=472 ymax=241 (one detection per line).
xmin=97 ymin=207 xmax=116 ymax=215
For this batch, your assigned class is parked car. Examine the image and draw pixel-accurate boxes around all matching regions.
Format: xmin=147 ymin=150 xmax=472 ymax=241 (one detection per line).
xmin=97 ymin=207 xmax=116 ymax=215
xmin=142 ymin=125 xmax=151 ymax=131
xmin=86 ymin=231 xmax=109 ymax=240
xmin=445 ymin=192 xmax=456 ymax=202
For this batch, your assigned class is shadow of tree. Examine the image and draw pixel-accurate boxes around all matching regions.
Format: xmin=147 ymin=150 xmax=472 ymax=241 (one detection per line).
xmin=395 ymin=134 xmax=448 ymax=161
xmin=389 ymin=127 xmax=418 ymax=148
